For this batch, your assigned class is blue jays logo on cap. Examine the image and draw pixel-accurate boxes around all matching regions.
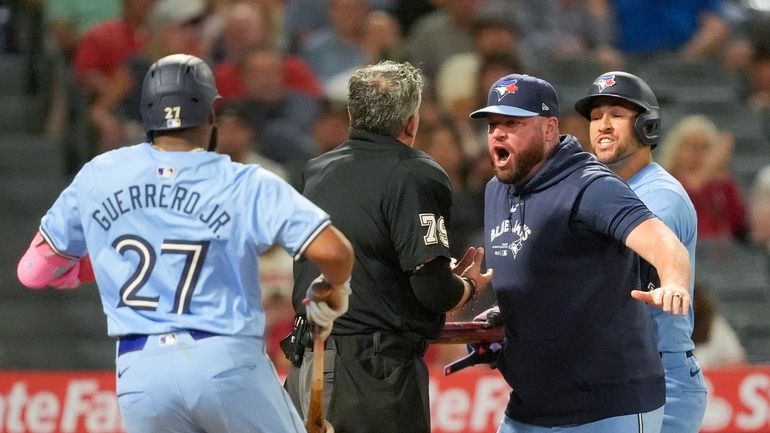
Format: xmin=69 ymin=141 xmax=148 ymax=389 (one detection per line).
xmin=594 ymin=74 xmax=616 ymax=92
xmin=469 ymin=73 xmax=560 ymax=119
xmin=494 ymin=79 xmax=519 ymax=101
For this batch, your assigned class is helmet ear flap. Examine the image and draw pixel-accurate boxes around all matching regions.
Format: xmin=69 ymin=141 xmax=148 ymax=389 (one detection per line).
xmin=633 ymin=109 xmax=660 ymax=148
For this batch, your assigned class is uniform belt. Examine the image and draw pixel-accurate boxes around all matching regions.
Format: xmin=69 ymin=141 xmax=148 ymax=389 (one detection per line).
xmin=659 ymin=350 xmax=694 ymax=358
xmin=311 ymin=332 xmax=429 ymax=358
xmin=118 ymin=330 xmax=219 ymax=356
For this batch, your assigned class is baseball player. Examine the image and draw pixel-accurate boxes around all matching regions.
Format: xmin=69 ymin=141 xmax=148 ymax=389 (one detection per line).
xmin=17 ymin=54 xmax=354 ymax=433
xmin=470 ymin=73 xmax=693 ymax=433
xmin=575 ymin=71 xmax=707 ymax=433
xmin=285 ymin=60 xmax=493 ymax=433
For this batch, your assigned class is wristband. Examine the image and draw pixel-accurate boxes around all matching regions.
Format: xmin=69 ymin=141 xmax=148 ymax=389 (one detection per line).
xmin=461 ymin=276 xmax=478 ymax=304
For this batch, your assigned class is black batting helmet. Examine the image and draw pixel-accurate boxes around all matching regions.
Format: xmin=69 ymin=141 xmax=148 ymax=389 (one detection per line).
xmin=574 ymin=71 xmax=661 ymax=148
xmin=140 ymin=54 xmax=221 ymax=136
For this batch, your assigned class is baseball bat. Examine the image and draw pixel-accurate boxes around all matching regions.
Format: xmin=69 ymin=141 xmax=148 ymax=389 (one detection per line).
xmin=305 ymin=325 xmax=334 ymax=433
xmin=305 ymin=278 xmax=335 ymax=433
xmin=431 ymin=321 xmax=504 ymax=344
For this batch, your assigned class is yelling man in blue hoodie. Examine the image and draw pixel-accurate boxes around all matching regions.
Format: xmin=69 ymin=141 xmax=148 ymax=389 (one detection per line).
xmin=470 ymin=74 xmax=692 ymax=433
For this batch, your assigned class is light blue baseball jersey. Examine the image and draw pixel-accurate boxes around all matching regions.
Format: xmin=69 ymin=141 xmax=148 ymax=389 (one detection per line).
xmin=627 ymin=162 xmax=706 ymax=433
xmin=627 ymin=162 xmax=696 ymax=352
xmin=40 ymin=143 xmax=329 ymax=338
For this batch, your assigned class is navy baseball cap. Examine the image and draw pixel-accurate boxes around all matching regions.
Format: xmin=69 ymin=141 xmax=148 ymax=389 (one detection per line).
xmin=470 ymin=74 xmax=560 ymax=119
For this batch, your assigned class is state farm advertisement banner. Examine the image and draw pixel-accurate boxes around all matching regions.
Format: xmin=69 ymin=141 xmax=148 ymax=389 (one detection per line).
xmin=0 ymin=366 xmax=769 ymax=433
xmin=0 ymin=371 xmax=122 ymax=433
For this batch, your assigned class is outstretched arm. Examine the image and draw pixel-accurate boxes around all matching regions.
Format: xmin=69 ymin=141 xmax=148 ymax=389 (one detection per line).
xmin=625 ymin=218 xmax=691 ymax=315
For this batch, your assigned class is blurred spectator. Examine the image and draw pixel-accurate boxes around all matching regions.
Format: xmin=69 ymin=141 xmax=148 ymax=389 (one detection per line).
xmin=215 ymin=102 xmax=290 ymax=180
xmin=72 ymin=0 xmax=153 ymax=97
xmin=507 ymin=0 xmax=622 ymax=71
xmin=310 ymin=99 xmax=350 ymax=155
xmin=415 ymin=120 xmax=467 ymax=191
xmin=87 ymin=0 xmax=209 ymax=152
xmin=44 ymin=0 xmax=121 ymax=59
xmin=209 ymin=1 xmax=276 ymax=64
xmin=746 ymin=36 xmax=770 ymax=119
xmin=405 ymin=0 xmax=488 ymax=79
xmin=321 ymin=8 xmax=405 ymax=102
xmin=43 ymin=0 xmax=122 ymax=174
xmin=415 ymin=84 xmax=443 ymax=133
xmin=234 ymin=46 xmax=320 ymax=172
xmin=435 ymin=11 xmax=527 ymax=133
xmin=212 ymin=2 xmax=322 ymax=100
xmin=390 ymin=0 xmax=434 ymax=36
xmin=748 ymin=165 xmax=770 ymax=255
xmin=453 ymin=52 xmax=522 ymax=157
xmin=658 ymin=114 xmax=749 ymax=241
xmin=360 ymin=9 xmax=405 ymax=63
xmin=691 ymin=283 xmax=747 ymax=367
xmin=282 ymin=0 xmax=396 ymax=52
xmin=299 ymin=0 xmax=370 ymax=85
xmin=607 ymin=0 xmax=730 ymax=61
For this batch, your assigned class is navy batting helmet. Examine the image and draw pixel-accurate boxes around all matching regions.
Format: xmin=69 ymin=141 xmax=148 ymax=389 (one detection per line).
xmin=574 ymin=71 xmax=660 ymax=148
xmin=140 ymin=54 xmax=221 ymax=136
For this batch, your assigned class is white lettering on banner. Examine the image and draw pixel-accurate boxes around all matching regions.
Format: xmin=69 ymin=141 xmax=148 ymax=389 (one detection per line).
xmin=61 ymin=380 xmax=122 ymax=433
xmin=1 ymin=382 xmax=29 ymax=433
xmin=436 ymin=389 xmax=470 ymax=432
xmin=469 ymin=377 xmax=508 ymax=430
xmin=429 ymin=375 xmax=508 ymax=432
xmin=702 ymin=377 xmax=733 ymax=431
xmin=0 ymin=379 xmax=123 ymax=433
xmin=27 ymin=391 xmax=59 ymax=433
xmin=735 ymin=374 xmax=770 ymax=431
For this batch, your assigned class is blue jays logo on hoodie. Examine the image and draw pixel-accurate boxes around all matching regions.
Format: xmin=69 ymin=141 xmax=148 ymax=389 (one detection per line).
xmin=490 ymin=203 xmax=531 ymax=259
xmin=594 ymin=74 xmax=616 ymax=92
xmin=493 ymin=79 xmax=519 ymax=101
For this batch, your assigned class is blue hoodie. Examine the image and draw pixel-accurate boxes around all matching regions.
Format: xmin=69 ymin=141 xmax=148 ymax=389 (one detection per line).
xmin=484 ymin=135 xmax=665 ymax=426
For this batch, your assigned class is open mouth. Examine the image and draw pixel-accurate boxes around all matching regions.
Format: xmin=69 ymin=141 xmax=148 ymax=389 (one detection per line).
xmin=494 ymin=147 xmax=511 ymax=165
xmin=596 ymin=137 xmax=614 ymax=151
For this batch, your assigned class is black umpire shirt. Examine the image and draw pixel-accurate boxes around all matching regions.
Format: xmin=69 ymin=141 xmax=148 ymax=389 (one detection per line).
xmin=292 ymin=129 xmax=454 ymax=339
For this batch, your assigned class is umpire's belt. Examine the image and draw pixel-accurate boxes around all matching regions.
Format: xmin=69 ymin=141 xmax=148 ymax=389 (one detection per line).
xmin=118 ymin=330 xmax=219 ymax=356
xmin=312 ymin=332 xmax=429 ymax=358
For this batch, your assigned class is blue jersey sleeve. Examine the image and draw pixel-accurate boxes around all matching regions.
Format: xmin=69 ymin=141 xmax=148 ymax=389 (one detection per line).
xmin=573 ymin=175 xmax=654 ymax=243
xmin=40 ymin=167 xmax=89 ymax=258
xmin=251 ymin=169 xmax=330 ymax=259
xmin=639 ymin=187 xmax=695 ymax=245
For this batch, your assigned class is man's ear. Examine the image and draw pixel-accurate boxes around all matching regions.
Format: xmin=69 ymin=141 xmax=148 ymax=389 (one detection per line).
xmin=542 ymin=116 xmax=557 ymax=137
xmin=405 ymin=114 xmax=419 ymax=138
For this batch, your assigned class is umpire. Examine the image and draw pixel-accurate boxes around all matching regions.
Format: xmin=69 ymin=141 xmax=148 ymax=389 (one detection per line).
xmin=285 ymin=60 xmax=493 ymax=433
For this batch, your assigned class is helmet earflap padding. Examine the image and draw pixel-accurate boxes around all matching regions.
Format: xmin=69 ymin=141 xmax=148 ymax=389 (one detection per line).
xmin=634 ymin=109 xmax=660 ymax=148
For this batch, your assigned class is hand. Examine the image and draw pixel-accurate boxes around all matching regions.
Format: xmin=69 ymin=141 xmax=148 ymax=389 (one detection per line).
xmin=303 ymin=275 xmax=351 ymax=340
xmin=631 ymin=285 xmax=690 ymax=316
xmin=452 ymin=247 xmax=494 ymax=302
xmin=468 ymin=340 xmax=504 ymax=368
xmin=444 ymin=339 xmax=504 ymax=375
xmin=473 ymin=305 xmax=502 ymax=329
